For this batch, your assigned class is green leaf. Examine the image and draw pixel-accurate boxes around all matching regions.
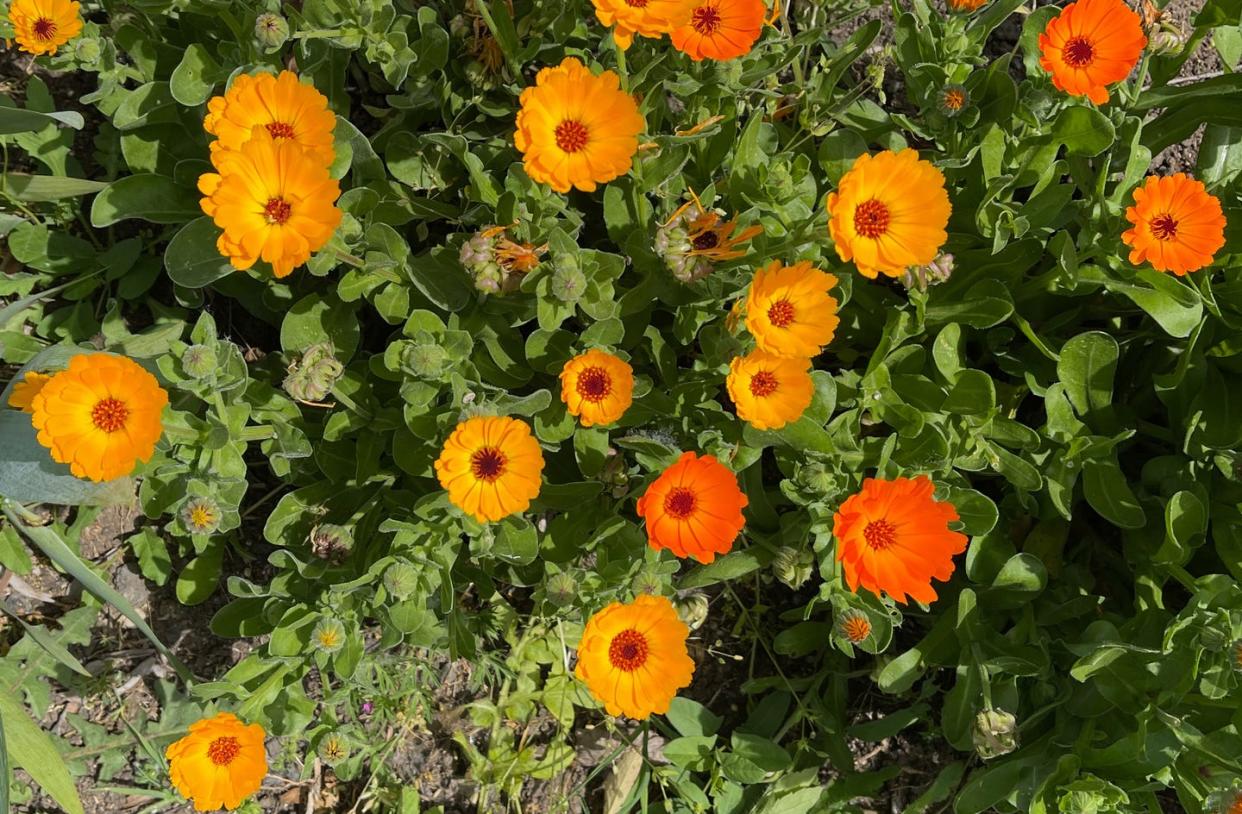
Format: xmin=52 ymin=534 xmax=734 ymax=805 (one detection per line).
xmin=680 ymin=550 xmax=763 ymax=589
xmin=281 ymin=293 xmax=362 ymax=361
xmin=0 ymin=104 xmax=84 ymax=135
xmin=666 ymin=697 xmax=723 ymax=738
xmin=0 ymin=688 xmax=83 ymax=814
xmin=164 ymin=217 xmax=235 ymax=288
xmin=90 ymin=174 xmax=200 ymax=226
xmin=0 ymin=604 xmax=92 ymax=677
xmin=1082 ymin=458 xmax=1146 ymax=529
xmin=941 ymin=369 xmax=996 ymax=415
xmin=169 ymin=44 xmax=224 ymax=106
xmin=1057 ymin=332 xmax=1118 ymax=416
xmin=175 ymin=545 xmax=223 ymax=605
xmin=954 ymin=759 xmax=1026 ymax=814
xmin=1050 ymin=106 xmax=1115 ymax=157
xmin=0 ymin=411 xmax=136 ymax=507
xmin=0 ymin=174 xmax=107 ymax=202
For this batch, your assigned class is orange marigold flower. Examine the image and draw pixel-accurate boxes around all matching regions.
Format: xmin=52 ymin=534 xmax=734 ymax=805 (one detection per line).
xmin=7 ymin=371 xmax=51 ymax=413
xmin=833 ymin=476 xmax=968 ymax=605
xmin=1121 ymin=174 xmax=1226 ymax=276
xmin=593 ymin=0 xmax=694 ymax=50
xmin=8 ymin=0 xmax=81 ymax=56
xmin=435 ymin=416 xmax=545 ymax=523
xmin=30 ymin=354 xmax=168 ymax=483
xmin=744 ymin=260 xmax=840 ymax=358
xmin=636 ymin=451 xmax=748 ymax=564
xmin=1038 ymin=0 xmax=1146 ymax=105
xmin=203 ymin=71 xmax=337 ymax=165
xmin=575 ymin=593 xmax=695 ymax=719
xmin=947 ymin=0 xmax=989 ymax=10
xmin=726 ymin=350 xmax=814 ymax=431
xmin=827 ymin=149 xmax=952 ymax=279
xmin=560 ymin=348 xmax=635 ymax=427
xmin=671 ymin=0 xmax=766 ymax=61
xmin=198 ymin=127 xmax=343 ymax=278
xmin=514 ymin=57 xmax=645 ymax=194
xmin=166 ymin=712 xmax=268 ymax=812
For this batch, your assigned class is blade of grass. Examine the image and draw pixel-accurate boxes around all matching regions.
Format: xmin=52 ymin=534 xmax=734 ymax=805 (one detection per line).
xmin=0 ymin=687 xmax=83 ymax=814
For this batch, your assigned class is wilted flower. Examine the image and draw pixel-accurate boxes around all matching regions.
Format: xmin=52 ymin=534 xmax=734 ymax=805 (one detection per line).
xmin=938 ymin=84 xmax=969 ymax=117
xmin=772 ymin=546 xmax=815 ymax=589
xmin=901 ymin=253 xmax=955 ymax=292
xmin=673 ymin=592 xmax=710 ymax=631
xmin=654 ymin=191 xmax=762 ymax=284
xmin=383 ymin=561 xmax=422 ymax=600
xmin=254 ymin=12 xmax=289 ymax=48
xmin=972 ymin=708 xmax=1018 ymax=759
xmin=284 ymin=343 xmax=344 ymax=403
xmin=310 ymin=524 xmax=353 ymax=563
xmin=318 ymin=731 xmax=351 ymax=766
xmin=835 ymin=608 xmax=873 ymax=645
xmin=182 ymin=344 xmax=218 ymax=379
xmin=545 ymin=571 xmax=577 ymax=606
xmin=459 ymin=225 xmax=546 ymax=295
xmin=181 ymin=496 xmax=222 ymax=536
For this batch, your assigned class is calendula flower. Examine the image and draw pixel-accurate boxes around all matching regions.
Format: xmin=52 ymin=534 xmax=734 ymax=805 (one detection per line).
xmin=1038 ymin=0 xmax=1146 ymax=105
xmin=635 ymin=451 xmax=748 ymax=564
xmin=727 ymin=350 xmax=814 ymax=431
xmin=938 ymin=84 xmax=969 ymax=116
xmin=947 ymin=0 xmax=988 ymax=11
xmin=1121 ymin=174 xmax=1226 ymax=275
xmin=514 ymin=57 xmax=644 ymax=193
xmin=166 ymin=713 xmax=267 ymax=812
xmin=574 ymin=594 xmax=695 ymax=719
xmin=181 ymin=497 xmax=221 ymax=536
xmin=833 ymin=476 xmax=968 ymax=605
xmin=203 ymin=71 xmax=336 ymax=165
xmin=655 ymin=192 xmax=763 ymax=283
xmin=671 ymin=0 xmax=766 ymax=61
xmin=744 ymin=260 xmax=840 ymax=358
xmin=593 ymin=0 xmax=694 ymax=49
xmin=6 ymin=371 xmax=51 ymax=413
xmin=30 ymin=355 xmax=168 ymax=483
xmin=312 ymin=618 xmax=346 ymax=653
xmin=435 ymin=416 xmax=545 ymax=523
xmin=559 ymin=349 xmax=635 ymax=427
xmin=198 ymin=127 xmax=343 ymax=278
xmin=8 ymin=0 xmax=82 ymax=56
xmin=827 ymin=149 xmax=952 ymax=279
xmin=835 ymin=608 xmax=873 ymax=644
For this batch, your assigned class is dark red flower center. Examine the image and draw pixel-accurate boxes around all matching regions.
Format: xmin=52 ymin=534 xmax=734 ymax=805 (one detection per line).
xmin=692 ymin=4 xmax=722 ymax=35
xmin=767 ymin=299 xmax=795 ymax=328
xmin=91 ymin=398 xmax=130 ymax=433
xmin=626 ymin=0 xmax=649 ymax=6
xmin=608 ymin=629 xmax=649 ymax=671
xmin=1063 ymin=36 xmax=1096 ymax=68
xmin=207 ymin=736 xmax=241 ymax=766
xmin=863 ymin=519 xmax=897 ymax=551
xmin=749 ymin=370 xmax=779 ymax=397
xmin=266 ymin=121 xmax=296 ymax=140
xmin=263 ymin=197 xmax=292 ymax=225
xmin=853 ymin=199 xmax=890 ymax=239
xmin=470 ymin=447 xmax=507 ymax=482
xmin=576 ymin=367 xmax=612 ymax=402
xmin=692 ymin=230 xmax=720 ymax=250
xmin=664 ymin=487 xmax=697 ymax=519
xmin=555 ymin=120 xmax=589 ymax=153
xmin=1151 ymin=213 xmax=1179 ymax=241
xmin=32 ymin=17 xmax=57 ymax=40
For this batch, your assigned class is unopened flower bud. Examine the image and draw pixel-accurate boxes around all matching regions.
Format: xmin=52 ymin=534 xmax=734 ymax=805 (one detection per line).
xmin=383 ymin=561 xmax=422 ymax=600
xmin=631 ymin=569 xmax=664 ymax=597
xmin=772 ymin=546 xmax=815 ymax=589
xmin=549 ymin=258 xmax=587 ymax=303
xmin=938 ymin=84 xmax=969 ymax=117
xmin=180 ymin=496 xmax=221 ymax=535
xmin=254 ymin=13 xmax=290 ymax=49
xmin=312 ymin=617 xmax=346 ymax=654
xmin=673 ymin=592 xmax=710 ymax=631
xmin=1149 ymin=26 xmax=1184 ymax=56
xmin=901 ymin=253 xmax=955 ymax=292
xmin=74 ymin=37 xmax=101 ymax=64
xmin=317 ymin=731 xmax=351 ymax=766
xmin=182 ymin=344 xmax=218 ymax=379
xmin=310 ymin=524 xmax=353 ymax=564
xmin=1200 ymin=624 xmax=1229 ymax=652
xmin=402 ymin=342 xmax=447 ymax=378
xmin=545 ymin=572 xmax=577 ymax=606
xmin=798 ymin=461 xmax=837 ymax=494
xmin=972 ymin=709 xmax=1018 ymax=759
xmin=835 ymin=608 xmax=873 ymax=645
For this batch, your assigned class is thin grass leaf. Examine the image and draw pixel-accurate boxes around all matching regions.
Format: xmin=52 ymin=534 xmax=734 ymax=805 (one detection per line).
xmin=0 ymin=687 xmax=83 ymax=814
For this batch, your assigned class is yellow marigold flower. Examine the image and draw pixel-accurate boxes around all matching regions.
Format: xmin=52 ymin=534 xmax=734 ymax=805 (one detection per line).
xmin=515 ymin=57 xmax=645 ymax=194
xmin=744 ymin=260 xmax=840 ymax=358
xmin=30 ymin=355 xmax=168 ymax=483
xmin=559 ymin=348 xmax=634 ymax=427
xmin=166 ymin=712 xmax=267 ymax=812
xmin=6 ymin=371 xmax=52 ymax=413
xmin=198 ymin=127 xmax=343 ymax=279
xmin=203 ymin=71 xmax=337 ymax=165
xmin=726 ymin=350 xmax=814 ymax=431
xmin=434 ymin=416 xmax=545 ymax=523
xmin=827 ymin=149 xmax=952 ymax=279
xmin=593 ymin=0 xmax=694 ymax=50
xmin=575 ymin=594 xmax=695 ymax=719
xmin=8 ymin=0 xmax=81 ymax=56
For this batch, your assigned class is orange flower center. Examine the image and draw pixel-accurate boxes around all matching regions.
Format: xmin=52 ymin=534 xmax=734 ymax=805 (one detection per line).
xmin=692 ymin=4 xmax=723 ymax=34
xmin=576 ymin=367 xmax=613 ymax=402
xmin=263 ymin=197 xmax=292 ymax=225
xmin=663 ymin=487 xmax=697 ymax=519
xmin=1150 ymin=213 xmax=1179 ymax=241
xmin=608 ymin=629 xmax=649 ymax=671
xmin=32 ymin=17 xmax=58 ymax=40
xmin=842 ymin=615 xmax=871 ymax=642
xmin=1063 ymin=36 xmax=1096 ymax=68
xmin=749 ymin=370 xmax=779 ymax=397
xmin=863 ymin=519 xmax=897 ymax=550
xmin=470 ymin=447 xmax=507 ymax=482
xmin=943 ymin=88 xmax=966 ymax=110
xmin=554 ymin=120 xmax=589 ymax=153
xmin=853 ymin=199 xmax=890 ymax=239
xmin=207 ymin=736 xmax=241 ymax=766
xmin=767 ymin=299 xmax=795 ymax=328
xmin=693 ymin=231 xmax=720 ymax=250
xmin=91 ymin=398 xmax=130 ymax=433
xmin=266 ymin=121 xmax=296 ymax=140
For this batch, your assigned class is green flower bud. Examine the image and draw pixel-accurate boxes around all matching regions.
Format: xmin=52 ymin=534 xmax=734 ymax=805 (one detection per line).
xmin=772 ymin=546 xmax=815 ymax=590
xmin=835 ymin=608 xmax=873 ymax=646
xmin=631 ymin=569 xmax=665 ymax=597
xmin=1200 ymin=623 xmax=1229 ymax=652
xmin=549 ymin=258 xmax=587 ymax=304
xmin=797 ymin=461 xmax=837 ymax=494
xmin=310 ymin=524 xmax=353 ymax=564
xmin=673 ymin=592 xmax=710 ymax=631
xmin=402 ymin=342 xmax=447 ymax=378
xmin=938 ymin=84 xmax=969 ymax=117
xmin=1150 ymin=26 xmax=1184 ymax=56
xmin=254 ymin=13 xmax=290 ymax=49
xmin=312 ymin=617 xmax=346 ymax=654
xmin=182 ymin=344 xmax=218 ymax=379
xmin=383 ymin=561 xmax=422 ymax=600
xmin=284 ymin=343 xmax=344 ymax=403
xmin=972 ymin=709 xmax=1018 ymax=760
xmin=545 ymin=572 xmax=577 ymax=606
xmin=318 ymin=731 xmax=351 ymax=766
xmin=901 ymin=253 xmax=955 ymax=292
xmin=180 ymin=496 xmax=221 ymax=535
xmin=74 ymin=38 xmax=101 ymax=64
